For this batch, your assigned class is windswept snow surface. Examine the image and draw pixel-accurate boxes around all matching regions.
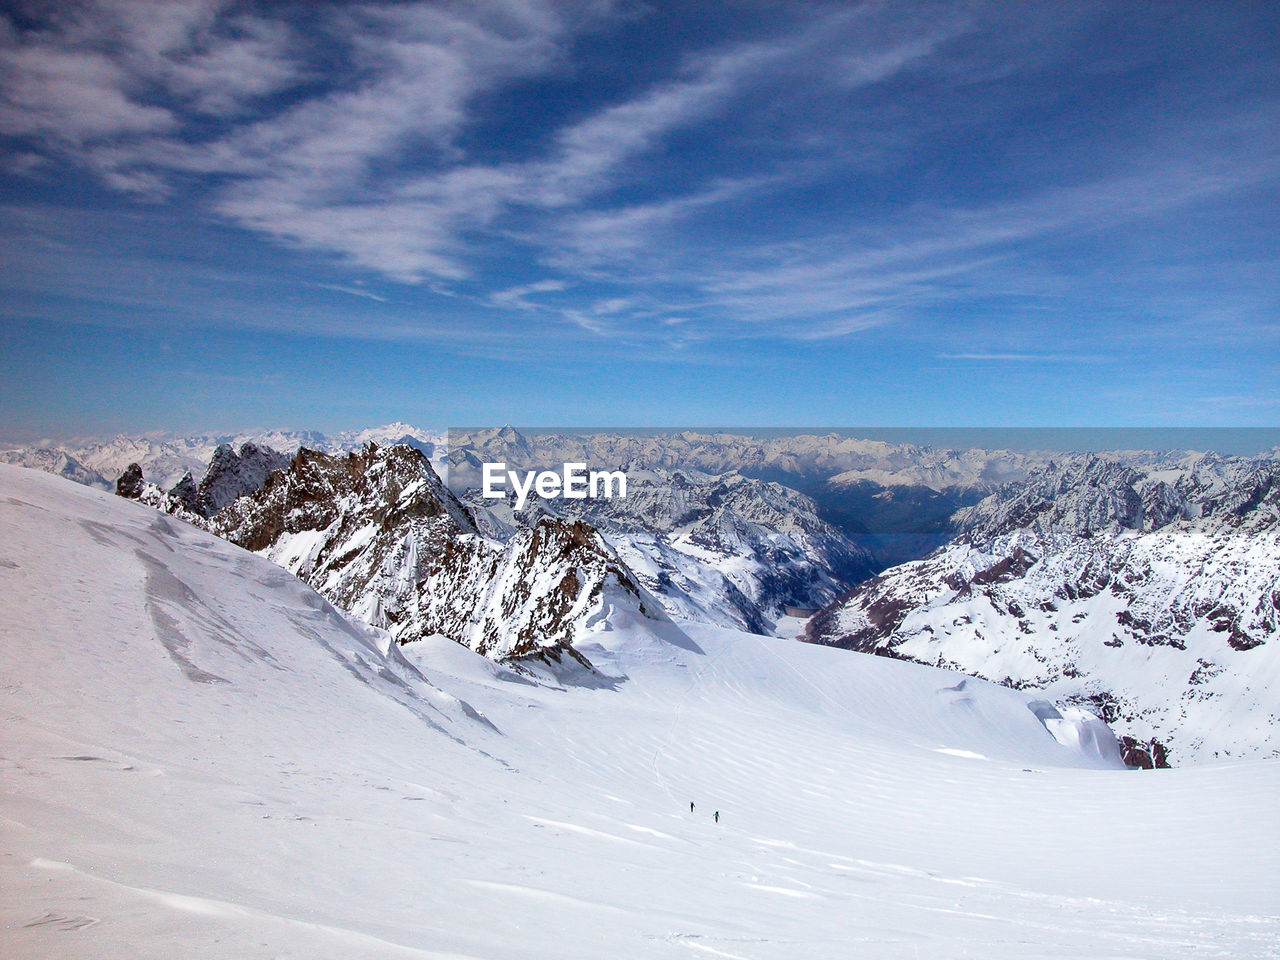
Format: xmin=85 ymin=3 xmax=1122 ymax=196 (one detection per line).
xmin=2 ymin=464 xmax=1278 ymax=959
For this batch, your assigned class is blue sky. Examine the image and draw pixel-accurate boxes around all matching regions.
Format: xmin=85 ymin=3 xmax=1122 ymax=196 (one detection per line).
xmin=1 ymin=0 xmax=1277 ymax=439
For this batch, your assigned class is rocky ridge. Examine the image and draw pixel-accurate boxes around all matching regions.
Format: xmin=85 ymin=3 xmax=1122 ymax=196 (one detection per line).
xmin=119 ymin=442 xmax=670 ymax=666
xmin=805 ymin=454 xmax=1280 ymax=766
xmin=464 ymin=466 xmax=873 ymax=633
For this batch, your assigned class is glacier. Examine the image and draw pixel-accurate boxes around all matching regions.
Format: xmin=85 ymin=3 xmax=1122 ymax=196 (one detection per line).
xmin=4 ymin=463 xmax=1280 ymax=958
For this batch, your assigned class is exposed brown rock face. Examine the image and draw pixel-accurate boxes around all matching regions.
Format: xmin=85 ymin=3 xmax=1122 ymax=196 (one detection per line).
xmin=208 ymin=444 xmax=665 ymax=663
xmin=116 ymin=442 xmax=668 ymax=665
xmin=115 ymin=463 xmax=146 ymax=500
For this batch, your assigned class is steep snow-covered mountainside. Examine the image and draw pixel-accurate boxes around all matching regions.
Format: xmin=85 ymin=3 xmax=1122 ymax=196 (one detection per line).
xmin=205 ymin=444 xmax=669 ymax=663
xmin=467 ymin=489 xmax=769 ymax=635
xmin=466 ymin=468 xmax=872 ymax=633
xmin=8 ymin=463 xmax=1280 ymax=959
xmin=596 ymin=529 xmax=772 ymax=634
xmin=561 ymin=468 xmax=874 ymax=617
xmin=806 ymin=454 xmax=1280 ymax=766
xmin=0 ymin=446 xmax=111 ymax=489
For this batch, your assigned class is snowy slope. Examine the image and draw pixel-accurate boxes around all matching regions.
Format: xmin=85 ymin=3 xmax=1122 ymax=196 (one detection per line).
xmin=5 ymin=464 xmax=1280 ymax=959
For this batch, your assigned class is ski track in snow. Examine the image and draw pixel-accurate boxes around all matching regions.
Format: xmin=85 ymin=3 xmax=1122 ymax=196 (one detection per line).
xmin=2 ymin=463 xmax=1279 ymax=959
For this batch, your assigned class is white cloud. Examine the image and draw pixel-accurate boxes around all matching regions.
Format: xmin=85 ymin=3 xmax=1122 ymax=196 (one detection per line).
xmin=592 ymin=297 xmax=631 ymax=314
xmin=608 ymin=150 xmax=1280 ymax=341
xmin=489 ymin=279 xmax=568 ymax=309
xmin=316 ymin=283 xmax=389 ymax=303
xmin=0 ymin=1 xmax=855 ymax=284
xmin=3 ymin=0 xmax=1275 ymax=357
xmin=0 ymin=0 xmax=304 ymax=148
xmin=215 ymin=193 xmax=476 ymax=282
xmin=0 ymin=44 xmax=176 ymax=143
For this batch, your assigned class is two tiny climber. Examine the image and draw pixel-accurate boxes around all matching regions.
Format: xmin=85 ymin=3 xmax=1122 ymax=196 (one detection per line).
xmin=689 ymin=801 xmax=720 ymax=824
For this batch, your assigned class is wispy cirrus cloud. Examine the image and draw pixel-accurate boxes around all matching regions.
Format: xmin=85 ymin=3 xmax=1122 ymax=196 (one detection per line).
xmin=488 ymin=279 xmax=568 ymax=310
xmin=0 ymin=0 xmax=961 ymax=288
xmin=0 ymin=0 xmax=301 ymax=145
xmin=544 ymin=175 xmax=778 ymax=268
xmin=561 ymin=138 xmax=1280 ymax=342
xmin=1 ymin=0 xmax=1277 ymax=365
xmin=315 ymin=283 xmax=388 ymax=304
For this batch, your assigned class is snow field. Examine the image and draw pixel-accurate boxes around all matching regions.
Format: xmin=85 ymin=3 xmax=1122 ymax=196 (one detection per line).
xmin=2 ymin=464 xmax=1278 ymax=959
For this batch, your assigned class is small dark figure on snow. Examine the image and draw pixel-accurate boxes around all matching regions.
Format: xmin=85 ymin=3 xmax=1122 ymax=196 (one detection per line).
xmin=714 ymin=810 xmax=720 ymax=824
xmin=690 ymin=801 xmax=695 ymax=813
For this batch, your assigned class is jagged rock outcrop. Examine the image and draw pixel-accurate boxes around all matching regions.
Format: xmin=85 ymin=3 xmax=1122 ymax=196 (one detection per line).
xmin=209 ymin=444 xmax=668 ymax=663
xmin=114 ymin=442 xmax=292 ymax=519
xmin=194 ymin=442 xmax=293 ymax=517
xmin=115 ymin=462 xmax=205 ymax=523
xmin=806 ymin=454 xmax=1280 ymax=765
xmin=426 ymin=517 xmax=668 ymax=661
xmin=113 ymin=439 xmax=292 ymax=522
xmin=115 ymin=463 xmax=147 ymax=501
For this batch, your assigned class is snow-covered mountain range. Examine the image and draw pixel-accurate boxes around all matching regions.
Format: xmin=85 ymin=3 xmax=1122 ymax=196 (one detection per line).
xmin=2 ymin=421 xmax=443 ymax=490
xmin=469 ymin=467 xmax=874 ymax=633
xmin=13 ymin=422 xmax=1280 ymax=769
xmin=90 ymin=427 xmax=885 ymax=642
xmin=13 ymin=462 xmax=1280 ymax=959
xmin=449 ymin=429 xmax=1268 ymax=570
xmin=450 ymin=428 xmax=1044 ymax=490
xmin=805 ymin=453 xmax=1280 ymax=766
